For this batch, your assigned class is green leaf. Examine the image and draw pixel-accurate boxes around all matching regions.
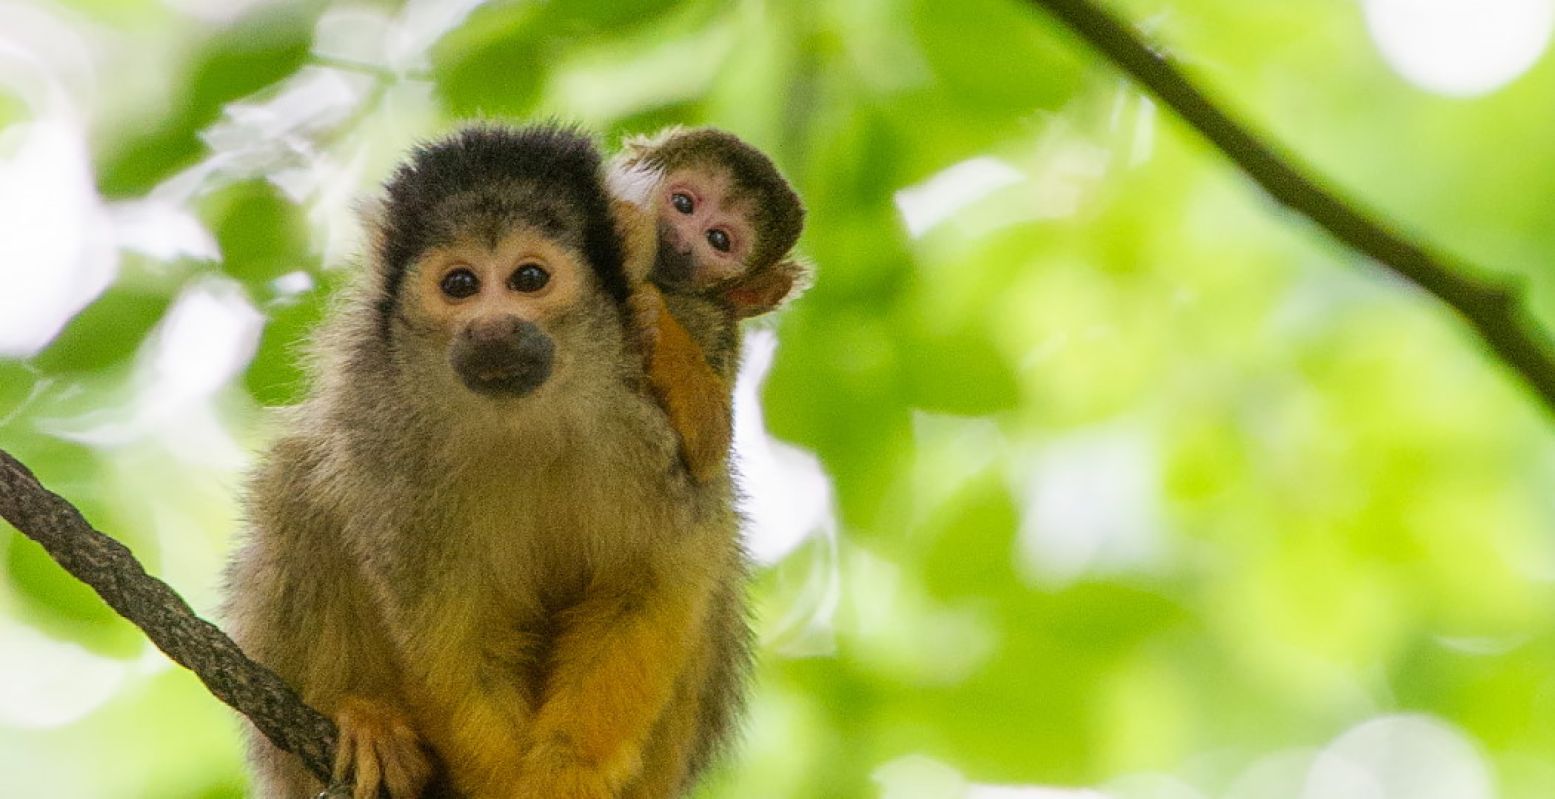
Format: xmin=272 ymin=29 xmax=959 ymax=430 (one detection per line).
xmin=903 ymin=326 xmax=1021 ymax=415
xmin=31 ymin=286 xmax=172 ymax=375
xmin=207 ymin=179 xmax=314 ymax=285
xmin=431 ymin=2 xmax=550 ymax=118
xmin=97 ymin=7 xmax=315 ymax=197
xmin=245 ymin=270 xmax=342 ymax=407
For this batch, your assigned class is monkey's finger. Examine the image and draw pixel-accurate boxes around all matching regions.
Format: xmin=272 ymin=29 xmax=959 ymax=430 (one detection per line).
xmin=332 ymin=723 xmax=358 ymax=783
xmin=378 ymin=754 xmax=410 ymax=799
xmin=629 ymin=293 xmax=664 ymax=351
xmin=351 ymin=734 xmax=382 ymax=799
xmin=378 ymin=723 xmax=418 ymax=797
xmin=376 ymin=740 xmax=428 ymax=799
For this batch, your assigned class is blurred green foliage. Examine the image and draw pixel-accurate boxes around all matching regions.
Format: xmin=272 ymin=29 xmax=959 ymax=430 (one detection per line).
xmin=4 ymin=0 xmax=1555 ymax=797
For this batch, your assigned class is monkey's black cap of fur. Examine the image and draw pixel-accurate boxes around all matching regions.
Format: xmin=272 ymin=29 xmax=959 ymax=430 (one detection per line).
xmin=375 ymin=123 xmax=630 ymax=335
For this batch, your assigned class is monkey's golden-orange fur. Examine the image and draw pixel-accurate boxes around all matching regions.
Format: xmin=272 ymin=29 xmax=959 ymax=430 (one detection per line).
xmin=627 ymin=277 xmax=732 ymax=484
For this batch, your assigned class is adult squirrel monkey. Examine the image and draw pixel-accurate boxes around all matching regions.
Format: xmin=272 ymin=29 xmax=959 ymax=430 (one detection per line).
xmin=609 ymin=126 xmax=811 ymax=483
xmin=224 ymin=124 xmax=753 ymax=799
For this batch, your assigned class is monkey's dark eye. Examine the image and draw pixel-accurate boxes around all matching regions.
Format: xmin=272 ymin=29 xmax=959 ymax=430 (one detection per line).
xmin=706 ymin=228 xmax=731 ymax=253
xmin=440 ymin=268 xmax=480 ymax=299
xmin=508 ymin=263 xmax=550 ymax=293
xmin=671 ymin=192 xmax=694 ymax=214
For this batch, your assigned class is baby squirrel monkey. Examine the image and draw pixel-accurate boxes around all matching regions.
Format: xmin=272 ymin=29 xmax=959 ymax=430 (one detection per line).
xmin=225 ymin=124 xmax=754 ymax=799
xmin=609 ymin=127 xmax=810 ymax=483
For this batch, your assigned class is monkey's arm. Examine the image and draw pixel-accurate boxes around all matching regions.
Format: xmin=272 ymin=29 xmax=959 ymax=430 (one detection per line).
xmin=613 ymin=198 xmax=658 ymax=284
xmin=611 ymin=194 xmax=733 ymax=482
xmin=228 ymin=442 xmax=433 ymax=799
xmin=630 ymin=284 xmax=733 ymax=483
xmin=514 ymin=561 xmax=717 ymax=798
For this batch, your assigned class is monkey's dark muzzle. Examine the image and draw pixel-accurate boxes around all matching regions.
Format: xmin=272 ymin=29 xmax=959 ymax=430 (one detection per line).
xmin=452 ymin=317 xmax=555 ymax=398
xmin=653 ymin=223 xmax=697 ymax=289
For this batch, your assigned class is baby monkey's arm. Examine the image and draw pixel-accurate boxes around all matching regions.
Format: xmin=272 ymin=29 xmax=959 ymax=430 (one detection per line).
xmin=629 ymin=286 xmax=733 ymax=483
xmin=615 ymin=197 xmax=734 ymax=483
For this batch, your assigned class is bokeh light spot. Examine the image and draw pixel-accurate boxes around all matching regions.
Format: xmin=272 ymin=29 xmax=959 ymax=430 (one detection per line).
xmin=1363 ymin=0 xmax=1555 ymax=97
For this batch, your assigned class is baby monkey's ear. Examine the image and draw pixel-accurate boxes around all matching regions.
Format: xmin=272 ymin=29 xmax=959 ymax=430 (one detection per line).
xmin=724 ymin=255 xmax=814 ymax=319
xmin=606 ymin=158 xmax=661 ymax=207
xmin=606 ymin=158 xmax=665 ymax=283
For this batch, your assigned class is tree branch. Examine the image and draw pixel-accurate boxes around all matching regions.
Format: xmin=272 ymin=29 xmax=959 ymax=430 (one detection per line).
xmin=0 ymin=448 xmax=342 ymax=790
xmin=1025 ymin=0 xmax=1555 ymax=415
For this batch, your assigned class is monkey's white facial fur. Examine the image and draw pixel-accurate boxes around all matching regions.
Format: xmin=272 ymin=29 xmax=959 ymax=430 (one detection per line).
xmin=401 ymin=227 xmax=610 ymax=406
xmin=656 ymin=167 xmax=755 ymax=287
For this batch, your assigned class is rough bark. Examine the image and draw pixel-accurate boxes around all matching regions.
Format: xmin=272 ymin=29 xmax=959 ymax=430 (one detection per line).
xmin=0 ymin=448 xmax=344 ymax=793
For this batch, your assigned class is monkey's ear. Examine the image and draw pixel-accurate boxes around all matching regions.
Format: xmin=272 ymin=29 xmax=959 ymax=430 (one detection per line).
xmin=617 ymin=135 xmax=652 ymax=164
xmin=724 ymin=256 xmax=814 ymax=319
xmin=606 ymin=159 xmax=661 ymax=207
xmin=617 ymin=126 xmax=685 ymax=166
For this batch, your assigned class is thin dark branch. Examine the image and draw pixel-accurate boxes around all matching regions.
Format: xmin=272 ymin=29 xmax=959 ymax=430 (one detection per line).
xmin=1025 ymin=0 xmax=1555 ymax=415
xmin=0 ymin=448 xmax=340 ymax=786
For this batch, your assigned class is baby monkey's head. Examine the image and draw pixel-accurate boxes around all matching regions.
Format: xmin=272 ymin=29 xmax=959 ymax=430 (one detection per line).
xmin=372 ymin=124 xmax=630 ymax=406
xmin=615 ymin=127 xmax=809 ymax=317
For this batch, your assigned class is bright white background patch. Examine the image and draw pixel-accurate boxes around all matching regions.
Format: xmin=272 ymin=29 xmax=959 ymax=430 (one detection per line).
xmin=1363 ymin=0 xmax=1555 ymax=97
xmin=0 ymin=118 xmax=117 ymax=358
xmin=1015 ymin=423 xmax=1165 ymax=587
xmin=45 ymin=278 xmax=263 ymax=468
xmin=1301 ymin=714 xmax=1492 ymax=799
xmin=734 ymin=329 xmax=837 ymax=566
xmin=731 ymin=330 xmax=841 ymax=657
xmin=0 ymin=619 xmax=129 ymax=729
xmin=894 ymin=157 xmax=1026 ymax=238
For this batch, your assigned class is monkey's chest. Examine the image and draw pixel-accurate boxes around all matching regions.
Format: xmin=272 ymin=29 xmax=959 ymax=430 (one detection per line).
xmin=450 ymin=482 xmax=673 ymax=591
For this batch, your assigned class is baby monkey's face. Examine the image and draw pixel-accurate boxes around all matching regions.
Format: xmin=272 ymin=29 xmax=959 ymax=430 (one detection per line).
xmin=408 ymin=227 xmax=592 ymax=400
xmin=654 ymin=166 xmax=756 ymax=289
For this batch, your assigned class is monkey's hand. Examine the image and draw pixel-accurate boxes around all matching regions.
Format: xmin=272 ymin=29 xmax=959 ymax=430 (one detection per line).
xmin=332 ymin=696 xmax=434 ymax=799
xmin=627 ymin=284 xmax=664 ymax=355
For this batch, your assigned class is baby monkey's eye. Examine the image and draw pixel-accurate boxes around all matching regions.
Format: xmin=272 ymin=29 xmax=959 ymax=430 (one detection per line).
xmin=706 ymin=228 xmax=731 ymax=253
xmin=670 ymin=192 xmax=694 ymax=214
xmin=508 ymin=263 xmax=550 ymax=293
xmin=440 ymin=268 xmax=480 ymax=299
